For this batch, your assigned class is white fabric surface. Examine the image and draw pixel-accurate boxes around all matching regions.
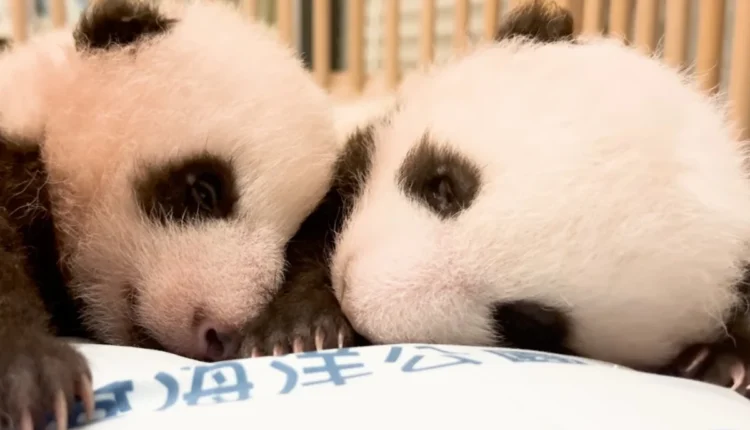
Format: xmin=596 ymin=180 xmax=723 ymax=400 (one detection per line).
xmin=49 ymin=341 xmax=750 ymax=430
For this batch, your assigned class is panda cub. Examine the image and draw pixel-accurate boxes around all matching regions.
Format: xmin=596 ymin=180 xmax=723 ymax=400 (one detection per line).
xmin=277 ymin=0 xmax=750 ymax=396
xmin=0 ymin=0 xmax=343 ymax=427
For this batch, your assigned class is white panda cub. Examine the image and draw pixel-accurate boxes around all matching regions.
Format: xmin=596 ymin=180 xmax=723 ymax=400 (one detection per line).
xmin=0 ymin=0 xmax=343 ymax=427
xmin=320 ymin=5 xmax=750 ymax=392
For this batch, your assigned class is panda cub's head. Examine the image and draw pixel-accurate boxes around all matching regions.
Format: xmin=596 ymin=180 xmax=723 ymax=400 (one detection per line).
xmin=330 ymin=37 xmax=750 ymax=369
xmin=40 ymin=0 xmax=338 ymax=361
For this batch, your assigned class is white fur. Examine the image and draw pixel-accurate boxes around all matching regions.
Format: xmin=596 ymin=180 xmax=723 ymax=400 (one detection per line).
xmin=330 ymin=37 xmax=750 ymax=369
xmin=19 ymin=0 xmax=340 ymax=358
xmin=0 ymin=30 xmax=74 ymax=142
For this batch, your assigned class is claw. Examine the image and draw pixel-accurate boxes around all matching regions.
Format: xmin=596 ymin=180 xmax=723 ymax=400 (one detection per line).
xmin=78 ymin=374 xmax=95 ymax=421
xmin=272 ymin=344 xmax=284 ymax=356
xmin=292 ymin=338 xmax=305 ymax=353
xmin=729 ymin=360 xmax=747 ymax=391
xmin=55 ymin=390 xmax=68 ymax=430
xmin=251 ymin=347 xmax=262 ymax=358
xmin=337 ymin=329 xmax=345 ymax=349
xmin=682 ymin=346 xmax=711 ymax=377
xmin=20 ymin=409 xmax=33 ymax=430
xmin=314 ymin=327 xmax=325 ymax=351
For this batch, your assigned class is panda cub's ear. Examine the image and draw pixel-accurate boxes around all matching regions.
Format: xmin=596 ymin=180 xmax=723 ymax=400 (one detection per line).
xmin=73 ymin=0 xmax=177 ymax=52
xmin=495 ymin=0 xmax=574 ymax=43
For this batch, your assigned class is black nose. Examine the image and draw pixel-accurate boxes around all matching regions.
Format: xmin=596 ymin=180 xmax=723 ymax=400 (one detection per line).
xmin=196 ymin=321 xmax=241 ymax=361
xmin=490 ymin=299 xmax=571 ymax=355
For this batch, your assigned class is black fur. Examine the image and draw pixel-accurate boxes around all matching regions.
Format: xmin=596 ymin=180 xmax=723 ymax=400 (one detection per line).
xmin=135 ymin=152 xmax=239 ymax=225
xmin=73 ymin=0 xmax=177 ymax=51
xmin=495 ymin=0 xmax=575 ymax=43
xmin=491 ymin=300 xmax=571 ymax=354
xmin=240 ymin=121 xmax=378 ymax=354
xmin=397 ymin=135 xmax=482 ymax=220
xmin=0 ymin=129 xmax=90 ymax=428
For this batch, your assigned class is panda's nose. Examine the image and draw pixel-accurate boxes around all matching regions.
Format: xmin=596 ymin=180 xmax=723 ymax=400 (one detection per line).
xmin=195 ymin=320 xmax=241 ymax=362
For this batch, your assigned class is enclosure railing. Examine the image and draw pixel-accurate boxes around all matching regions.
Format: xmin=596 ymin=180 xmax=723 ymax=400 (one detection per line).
xmin=7 ymin=0 xmax=750 ymax=139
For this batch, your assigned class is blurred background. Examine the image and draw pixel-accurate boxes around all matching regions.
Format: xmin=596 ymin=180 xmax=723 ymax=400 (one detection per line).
xmin=1 ymin=0 xmax=749 ymax=137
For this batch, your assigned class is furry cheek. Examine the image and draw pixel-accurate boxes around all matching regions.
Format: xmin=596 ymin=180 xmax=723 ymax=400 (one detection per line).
xmin=71 ymin=214 xmax=285 ymax=359
xmin=133 ymin=223 xmax=284 ymax=353
xmin=331 ymin=207 xmax=494 ymax=346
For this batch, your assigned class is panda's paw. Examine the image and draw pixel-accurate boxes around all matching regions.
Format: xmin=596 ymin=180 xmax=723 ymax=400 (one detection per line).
xmin=0 ymin=331 xmax=96 ymax=430
xmin=668 ymin=342 xmax=750 ymax=398
xmin=239 ymin=284 xmax=357 ymax=358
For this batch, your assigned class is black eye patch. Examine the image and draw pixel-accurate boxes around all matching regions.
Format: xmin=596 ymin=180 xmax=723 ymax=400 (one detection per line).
xmin=135 ymin=152 xmax=238 ymax=225
xmin=397 ymin=135 xmax=481 ymax=219
xmin=491 ymin=299 xmax=571 ymax=355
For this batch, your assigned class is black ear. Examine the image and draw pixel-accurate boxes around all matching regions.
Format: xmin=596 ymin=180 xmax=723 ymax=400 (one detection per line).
xmin=73 ymin=0 xmax=177 ymax=52
xmin=495 ymin=0 xmax=575 ymax=44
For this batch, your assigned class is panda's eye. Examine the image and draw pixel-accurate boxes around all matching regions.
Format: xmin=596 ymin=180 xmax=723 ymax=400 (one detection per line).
xmin=135 ymin=153 xmax=239 ymax=225
xmin=188 ymin=173 xmax=222 ymax=215
xmin=424 ymin=173 xmax=457 ymax=215
xmin=397 ymin=135 xmax=482 ymax=220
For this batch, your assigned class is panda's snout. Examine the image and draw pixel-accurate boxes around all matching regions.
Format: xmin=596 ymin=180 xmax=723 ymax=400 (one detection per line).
xmin=194 ymin=319 xmax=242 ymax=362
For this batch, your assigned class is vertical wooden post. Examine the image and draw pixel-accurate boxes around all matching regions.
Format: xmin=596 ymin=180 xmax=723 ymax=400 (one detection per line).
xmin=420 ymin=0 xmax=435 ymax=66
xmin=663 ymin=0 xmax=690 ymax=68
xmin=276 ymin=0 xmax=294 ymax=46
xmin=384 ymin=0 xmax=400 ymax=89
xmin=242 ymin=0 xmax=258 ymax=19
xmin=483 ymin=0 xmax=499 ymax=40
xmin=729 ymin=0 xmax=750 ymax=139
xmin=633 ymin=0 xmax=659 ymax=54
xmin=347 ymin=0 xmax=365 ymax=93
xmin=608 ymin=0 xmax=633 ymax=41
xmin=557 ymin=0 xmax=583 ymax=35
xmin=694 ymin=0 xmax=726 ymax=93
xmin=582 ymin=0 xmax=605 ymax=35
xmin=50 ymin=0 xmax=66 ymax=28
xmin=312 ymin=0 xmax=331 ymax=87
xmin=10 ymin=0 xmax=28 ymax=42
xmin=454 ymin=0 xmax=469 ymax=53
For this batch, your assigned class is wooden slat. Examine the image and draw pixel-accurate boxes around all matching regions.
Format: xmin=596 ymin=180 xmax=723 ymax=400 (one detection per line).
xmin=10 ymin=0 xmax=28 ymax=42
xmin=729 ymin=0 xmax=750 ymax=140
xmin=312 ymin=0 xmax=331 ymax=87
xmin=384 ymin=0 xmax=400 ymax=89
xmin=454 ymin=0 xmax=469 ymax=53
xmin=608 ymin=0 xmax=633 ymax=41
xmin=242 ymin=0 xmax=257 ymax=19
xmin=50 ymin=0 xmax=67 ymax=28
xmin=276 ymin=0 xmax=294 ymax=46
xmin=582 ymin=0 xmax=605 ymax=35
xmin=633 ymin=0 xmax=659 ymax=54
xmin=347 ymin=0 xmax=365 ymax=92
xmin=694 ymin=0 xmax=726 ymax=93
xmin=420 ymin=0 xmax=435 ymax=66
xmin=663 ymin=0 xmax=690 ymax=68
xmin=557 ymin=0 xmax=583 ymax=35
xmin=483 ymin=0 xmax=499 ymax=40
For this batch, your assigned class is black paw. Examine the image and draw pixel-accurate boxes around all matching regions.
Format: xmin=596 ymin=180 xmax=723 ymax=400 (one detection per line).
xmin=0 ymin=332 xmax=96 ymax=430
xmin=239 ymin=285 xmax=357 ymax=357
xmin=667 ymin=343 xmax=749 ymax=398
